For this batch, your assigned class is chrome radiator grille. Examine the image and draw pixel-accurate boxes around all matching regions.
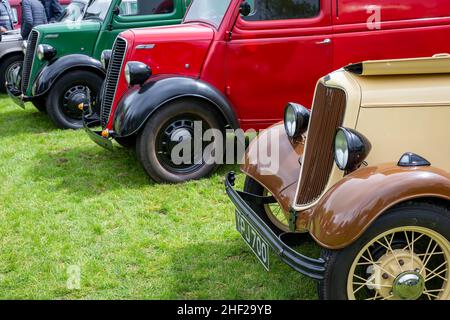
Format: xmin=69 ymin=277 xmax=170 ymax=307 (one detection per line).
xmin=100 ymin=37 xmax=127 ymax=128
xmin=21 ymin=30 xmax=39 ymax=93
xmin=296 ymin=84 xmax=347 ymax=206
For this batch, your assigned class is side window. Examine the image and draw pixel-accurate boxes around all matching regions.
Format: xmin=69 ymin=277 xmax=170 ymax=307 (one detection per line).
xmin=243 ymin=0 xmax=320 ymax=21
xmin=119 ymin=0 xmax=174 ymax=16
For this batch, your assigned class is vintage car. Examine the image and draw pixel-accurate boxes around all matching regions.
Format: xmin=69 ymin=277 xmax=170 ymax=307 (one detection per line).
xmin=85 ymin=0 xmax=450 ymax=183
xmin=6 ymin=0 xmax=187 ymax=129
xmin=0 ymin=0 xmax=86 ymax=93
xmin=0 ymin=29 xmax=23 ymax=93
xmin=225 ymin=55 xmax=450 ymax=300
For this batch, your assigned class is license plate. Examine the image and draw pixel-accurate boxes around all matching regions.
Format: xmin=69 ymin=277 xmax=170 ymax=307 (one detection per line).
xmin=235 ymin=210 xmax=270 ymax=270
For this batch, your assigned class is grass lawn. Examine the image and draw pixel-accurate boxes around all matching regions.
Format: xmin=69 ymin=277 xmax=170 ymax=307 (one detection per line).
xmin=0 ymin=95 xmax=318 ymax=299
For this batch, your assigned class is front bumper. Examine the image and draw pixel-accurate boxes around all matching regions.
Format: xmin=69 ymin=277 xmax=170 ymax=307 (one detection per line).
xmin=225 ymin=172 xmax=326 ymax=280
xmin=5 ymin=82 xmax=29 ymax=109
xmin=82 ymin=109 xmax=113 ymax=151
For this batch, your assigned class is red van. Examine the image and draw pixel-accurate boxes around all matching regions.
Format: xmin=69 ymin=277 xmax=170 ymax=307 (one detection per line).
xmin=85 ymin=0 xmax=450 ymax=183
xmin=9 ymin=0 xmax=72 ymax=29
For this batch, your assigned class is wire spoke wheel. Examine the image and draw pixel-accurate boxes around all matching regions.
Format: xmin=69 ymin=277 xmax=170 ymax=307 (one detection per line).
xmin=263 ymin=189 xmax=290 ymax=232
xmin=347 ymin=226 xmax=450 ymax=300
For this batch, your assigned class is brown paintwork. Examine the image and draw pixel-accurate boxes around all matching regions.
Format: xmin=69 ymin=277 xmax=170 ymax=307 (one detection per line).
xmin=307 ymin=163 xmax=450 ymax=249
xmin=241 ymin=123 xmax=450 ymax=248
xmin=241 ymin=122 xmax=303 ymax=213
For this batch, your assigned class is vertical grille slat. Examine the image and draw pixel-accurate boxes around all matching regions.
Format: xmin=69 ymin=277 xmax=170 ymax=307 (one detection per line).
xmin=100 ymin=37 xmax=127 ymax=128
xmin=21 ymin=30 xmax=39 ymax=93
xmin=296 ymin=84 xmax=347 ymax=206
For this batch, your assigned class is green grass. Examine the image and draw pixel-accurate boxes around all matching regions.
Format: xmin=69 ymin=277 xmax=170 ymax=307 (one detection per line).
xmin=0 ymin=95 xmax=317 ymax=299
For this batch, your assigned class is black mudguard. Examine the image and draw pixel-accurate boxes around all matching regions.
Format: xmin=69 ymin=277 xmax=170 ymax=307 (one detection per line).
xmin=112 ymin=75 xmax=240 ymax=137
xmin=32 ymin=54 xmax=105 ymax=97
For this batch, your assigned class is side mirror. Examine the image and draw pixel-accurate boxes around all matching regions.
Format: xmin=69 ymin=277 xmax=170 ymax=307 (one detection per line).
xmin=113 ymin=6 xmax=120 ymax=16
xmin=240 ymin=1 xmax=252 ymax=17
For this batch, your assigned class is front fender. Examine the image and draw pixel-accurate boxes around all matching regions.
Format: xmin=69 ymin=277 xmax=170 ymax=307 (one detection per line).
xmin=112 ymin=75 xmax=239 ymax=137
xmin=32 ymin=54 xmax=105 ymax=96
xmin=241 ymin=122 xmax=304 ymax=214
xmin=309 ymin=163 xmax=450 ymax=249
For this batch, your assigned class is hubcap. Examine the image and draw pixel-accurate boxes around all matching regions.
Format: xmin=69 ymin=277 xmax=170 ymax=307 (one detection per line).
xmin=156 ymin=117 xmax=209 ymax=174
xmin=170 ymin=128 xmax=192 ymax=144
xmin=393 ymin=271 xmax=425 ymax=300
xmin=62 ymin=85 xmax=91 ymax=121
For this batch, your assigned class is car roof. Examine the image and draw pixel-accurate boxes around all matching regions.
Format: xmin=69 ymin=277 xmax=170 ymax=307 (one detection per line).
xmin=345 ymin=54 xmax=450 ymax=76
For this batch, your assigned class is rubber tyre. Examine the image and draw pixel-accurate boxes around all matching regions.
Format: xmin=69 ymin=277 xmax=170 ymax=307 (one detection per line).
xmin=136 ymin=99 xmax=222 ymax=183
xmin=116 ymin=136 xmax=136 ymax=149
xmin=318 ymin=202 xmax=450 ymax=300
xmin=0 ymin=54 xmax=23 ymax=93
xmin=46 ymin=70 xmax=103 ymax=129
xmin=32 ymin=97 xmax=47 ymax=113
xmin=243 ymin=176 xmax=289 ymax=236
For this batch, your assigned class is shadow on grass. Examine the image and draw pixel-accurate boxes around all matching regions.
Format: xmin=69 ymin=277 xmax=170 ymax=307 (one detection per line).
xmin=0 ymin=106 xmax=58 ymax=137
xmin=28 ymin=144 xmax=152 ymax=196
xmin=28 ymin=143 xmax=242 ymax=198
xmin=167 ymin=240 xmax=319 ymax=299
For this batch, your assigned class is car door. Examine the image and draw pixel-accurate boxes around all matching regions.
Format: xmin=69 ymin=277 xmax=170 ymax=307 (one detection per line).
xmin=225 ymin=0 xmax=333 ymax=130
xmin=332 ymin=0 xmax=450 ymax=69
xmin=93 ymin=0 xmax=185 ymax=58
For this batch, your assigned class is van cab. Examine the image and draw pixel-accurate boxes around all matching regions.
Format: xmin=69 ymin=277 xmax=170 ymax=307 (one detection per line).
xmin=86 ymin=0 xmax=450 ymax=183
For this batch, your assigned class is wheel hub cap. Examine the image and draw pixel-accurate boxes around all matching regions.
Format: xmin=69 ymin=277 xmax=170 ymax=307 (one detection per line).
xmin=367 ymin=249 xmax=426 ymax=299
xmin=67 ymin=92 xmax=87 ymax=113
xmin=170 ymin=128 xmax=192 ymax=143
xmin=393 ymin=271 xmax=425 ymax=300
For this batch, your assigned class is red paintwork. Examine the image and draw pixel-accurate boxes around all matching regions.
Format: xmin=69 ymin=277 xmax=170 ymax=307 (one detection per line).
xmin=9 ymin=0 xmax=71 ymax=29
xmin=108 ymin=0 xmax=450 ymax=131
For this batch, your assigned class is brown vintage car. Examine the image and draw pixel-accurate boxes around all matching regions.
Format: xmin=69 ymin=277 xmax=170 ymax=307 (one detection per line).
xmin=226 ymin=55 xmax=450 ymax=300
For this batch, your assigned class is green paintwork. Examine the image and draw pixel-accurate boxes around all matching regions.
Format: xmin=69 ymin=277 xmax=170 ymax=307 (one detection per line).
xmin=25 ymin=0 xmax=189 ymax=96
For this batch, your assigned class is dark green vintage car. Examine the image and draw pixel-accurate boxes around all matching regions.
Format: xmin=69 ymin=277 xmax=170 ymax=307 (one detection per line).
xmin=7 ymin=0 xmax=189 ymax=129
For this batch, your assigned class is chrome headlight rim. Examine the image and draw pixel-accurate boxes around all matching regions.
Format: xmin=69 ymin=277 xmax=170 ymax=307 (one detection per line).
xmin=283 ymin=102 xmax=310 ymax=139
xmin=124 ymin=61 xmax=152 ymax=87
xmin=101 ymin=50 xmax=112 ymax=70
xmin=334 ymin=127 xmax=372 ymax=171
xmin=37 ymin=44 xmax=56 ymax=61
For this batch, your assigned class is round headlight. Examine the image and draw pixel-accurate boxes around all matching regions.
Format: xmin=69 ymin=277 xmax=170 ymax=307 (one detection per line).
xmin=334 ymin=127 xmax=371 ymax=171
xmin=37 ymin=44 xmax=56 ymax=61
xmin=101 ymin=50 xmax=112 ymax=70
xmin=284 ymin=102 xmax=310 ymax=139
xmin=124 ymin=61 xmax=152 ymax=87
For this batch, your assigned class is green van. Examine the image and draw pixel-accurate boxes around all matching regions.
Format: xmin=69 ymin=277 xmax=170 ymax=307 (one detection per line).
xmin=7 ymin=0 xmax=189 ymax=129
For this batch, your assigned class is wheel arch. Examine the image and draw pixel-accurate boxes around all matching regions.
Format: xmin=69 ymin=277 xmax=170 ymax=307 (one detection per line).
xmin=32 ymin=54 xmax=105 ymax=97
xmin=308 ymin=163 xmax=450 ymax=250
xmin=392 ymin=196 xmax=450 ymax=212
xmin=112 ymin=75 xmax=239 ymax=137
xmin=0 ymin=50 xmax=24 ymax=64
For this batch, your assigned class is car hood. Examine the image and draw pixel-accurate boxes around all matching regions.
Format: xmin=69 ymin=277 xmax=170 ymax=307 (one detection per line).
xmin=130 ymin=23 xmax=214 ymax=42
xmin=34 ymin=20 xmax=101 ymax=36
xmin=33 ymin=21 xmax=101 ymax=57
xmin=120 ymin=23 xmax=215 ymax=78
